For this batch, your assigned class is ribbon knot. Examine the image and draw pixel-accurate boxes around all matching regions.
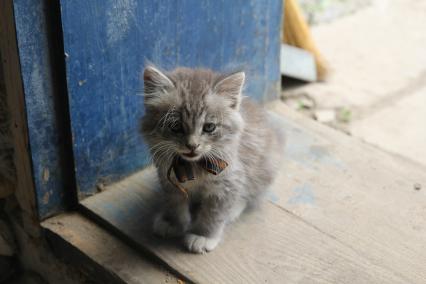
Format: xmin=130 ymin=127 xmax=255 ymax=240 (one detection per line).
xmin=167 ymin=156 xmax=228 ymax=197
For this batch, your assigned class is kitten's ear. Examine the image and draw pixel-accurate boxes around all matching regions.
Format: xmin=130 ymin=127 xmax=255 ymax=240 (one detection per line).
xmin=214 ymin=71 xmax=245 ymax=110
xmin=143 ymin=66 xmax=174 ymax=104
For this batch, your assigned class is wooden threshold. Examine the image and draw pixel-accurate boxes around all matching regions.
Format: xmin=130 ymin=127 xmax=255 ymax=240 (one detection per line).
xmin=41 ymin=212 xmax=180 ymax=284
xmin=76 ymin=102 xmax=426 ymax=283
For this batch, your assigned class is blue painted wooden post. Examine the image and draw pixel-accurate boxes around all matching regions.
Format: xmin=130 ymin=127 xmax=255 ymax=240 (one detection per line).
xmin=13 ymin=0 xmax=76 ymax=219
xmin=60 ymin=0 xmax=283 ymax=198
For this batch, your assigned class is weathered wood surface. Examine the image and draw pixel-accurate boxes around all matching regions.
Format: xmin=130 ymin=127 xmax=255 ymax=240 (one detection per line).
xmin=81 ymin=102 xmax=426 ymax=283
xmin=268 ymin=102 xmax=426 ymax=283
xmin=42 ymin=213 xmax=178 ymax=284
xmin=0 ymin=0 xmax=39 ymax=230
xmin=59 ymin=0 xmax=282 ymax=197
xmin=6 ymin=0 xmax=77 ymax=219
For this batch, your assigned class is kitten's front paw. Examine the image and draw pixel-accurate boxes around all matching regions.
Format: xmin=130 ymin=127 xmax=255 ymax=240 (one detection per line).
xmin=184 ymin=233 xmax=221 ymax=254
xmin=153 ymin=214 xmax=185 ymax=238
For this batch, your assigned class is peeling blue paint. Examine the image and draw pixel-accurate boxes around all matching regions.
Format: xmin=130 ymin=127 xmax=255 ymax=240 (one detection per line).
xmin=14 ymin=0 xmax=72 ymax=219
xmin=266 ymin=191 xmax=280 ymax=204
xmin=12 ymin=0 xmax=282 ymax=218
xmin=288 ymin=183 xmax=315 ymax=205
xmin=60 ymin=0 xmax=283 ymax=196
xmin=309 ymin=145 xmax=346 ymax=169
xmin=276 ymin=116 xmax=346 ymax=171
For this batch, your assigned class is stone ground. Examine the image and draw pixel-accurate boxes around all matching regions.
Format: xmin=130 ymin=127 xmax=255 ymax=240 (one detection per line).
xmin=282 ymin=0 xmax=426 ymax=167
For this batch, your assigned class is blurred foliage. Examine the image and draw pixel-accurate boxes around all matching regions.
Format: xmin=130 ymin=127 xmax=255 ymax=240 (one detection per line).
xmin=337 ymin=108 xmax=352 ymax=123
xmin=298 ymin=0 xmax=371 ymax=25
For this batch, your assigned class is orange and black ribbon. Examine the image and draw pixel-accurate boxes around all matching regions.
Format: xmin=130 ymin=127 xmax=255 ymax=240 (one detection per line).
xmin=167 ymin=156 xmax=228 ymax=197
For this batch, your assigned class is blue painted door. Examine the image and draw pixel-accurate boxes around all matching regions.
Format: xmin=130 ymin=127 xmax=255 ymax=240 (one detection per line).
xmin=60 ymin=0 xmax=282 ymax=197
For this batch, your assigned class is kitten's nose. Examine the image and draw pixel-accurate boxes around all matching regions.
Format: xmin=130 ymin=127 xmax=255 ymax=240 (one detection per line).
xmin=185 ymin=143 xmax=200 ymax=152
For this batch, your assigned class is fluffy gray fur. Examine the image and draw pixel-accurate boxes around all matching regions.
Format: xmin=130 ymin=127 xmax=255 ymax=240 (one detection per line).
xmin=141 ymin=66 xmax=282 ymax=253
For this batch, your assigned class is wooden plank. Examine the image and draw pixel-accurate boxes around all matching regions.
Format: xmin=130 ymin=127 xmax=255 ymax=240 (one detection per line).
xmin=81 ymin=102 xmax=426 ymax=282
xmin=0 ymin=50 xmax=15 ymax=199
xmin=59 ymin=0 xmax=282 ymax=197
xmin=0 ymin=0 xmax=39 ymax=232
xmin=82 ymin=167 xmax=406 ymax=283
xmin=42 ymin=213 xmax=179 ymax=284
xmin=268 ymin=101 xmax=426 ymax=283
xmin=7 ymin=0 xmax=77 ymax=219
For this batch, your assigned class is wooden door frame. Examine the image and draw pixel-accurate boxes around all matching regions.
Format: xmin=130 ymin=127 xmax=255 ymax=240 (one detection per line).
xmin=0 ymin=0 xmax=77 ymax=226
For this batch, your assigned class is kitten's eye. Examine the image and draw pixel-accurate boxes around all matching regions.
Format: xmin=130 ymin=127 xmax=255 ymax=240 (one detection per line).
xmin=170 ymin=122 xmax=183 ymax=133
xmin=203 ymin=123 xmax=216 ymax=133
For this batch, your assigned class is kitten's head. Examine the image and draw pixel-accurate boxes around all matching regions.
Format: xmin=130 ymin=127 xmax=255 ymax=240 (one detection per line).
xmin=141 ymin=66 xmax=245 ymax=167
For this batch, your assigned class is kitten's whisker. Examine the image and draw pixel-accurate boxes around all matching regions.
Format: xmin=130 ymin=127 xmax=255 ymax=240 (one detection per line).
xmin=150 ymin=142 xmax=175 ymax=165
xmin=162 ymin=145 xmax=176 ymax=165
xmin=165 ymin=150 xmax=176 ymax=166
xmin=204 ymin=152 xmax=215 ymax=172
xmin=210 ymin=147 xmax=231 ymax=166
xmin=158 ymin=112 xmax=168 ymax=130
xmin=209 ymin=152 xmax=219 ymax=165
xmin=158 ymin=106 xmax=176 ymax=130
xmin=162 ymin=107 xmax=172 ymax=129
xmin=154 ymin=144 xmax=173 ymax=162
xmin=162 ymin=106 xmax=178 ymax=130
xmin=150 ymin=141 xmax=170 ymax=158
xmin=210 ymin=147 xmax=225 ymax=160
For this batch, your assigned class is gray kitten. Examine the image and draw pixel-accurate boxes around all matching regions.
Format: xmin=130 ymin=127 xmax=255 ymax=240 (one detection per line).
xmin=141 ymin=66 xmax=282 ymax=253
